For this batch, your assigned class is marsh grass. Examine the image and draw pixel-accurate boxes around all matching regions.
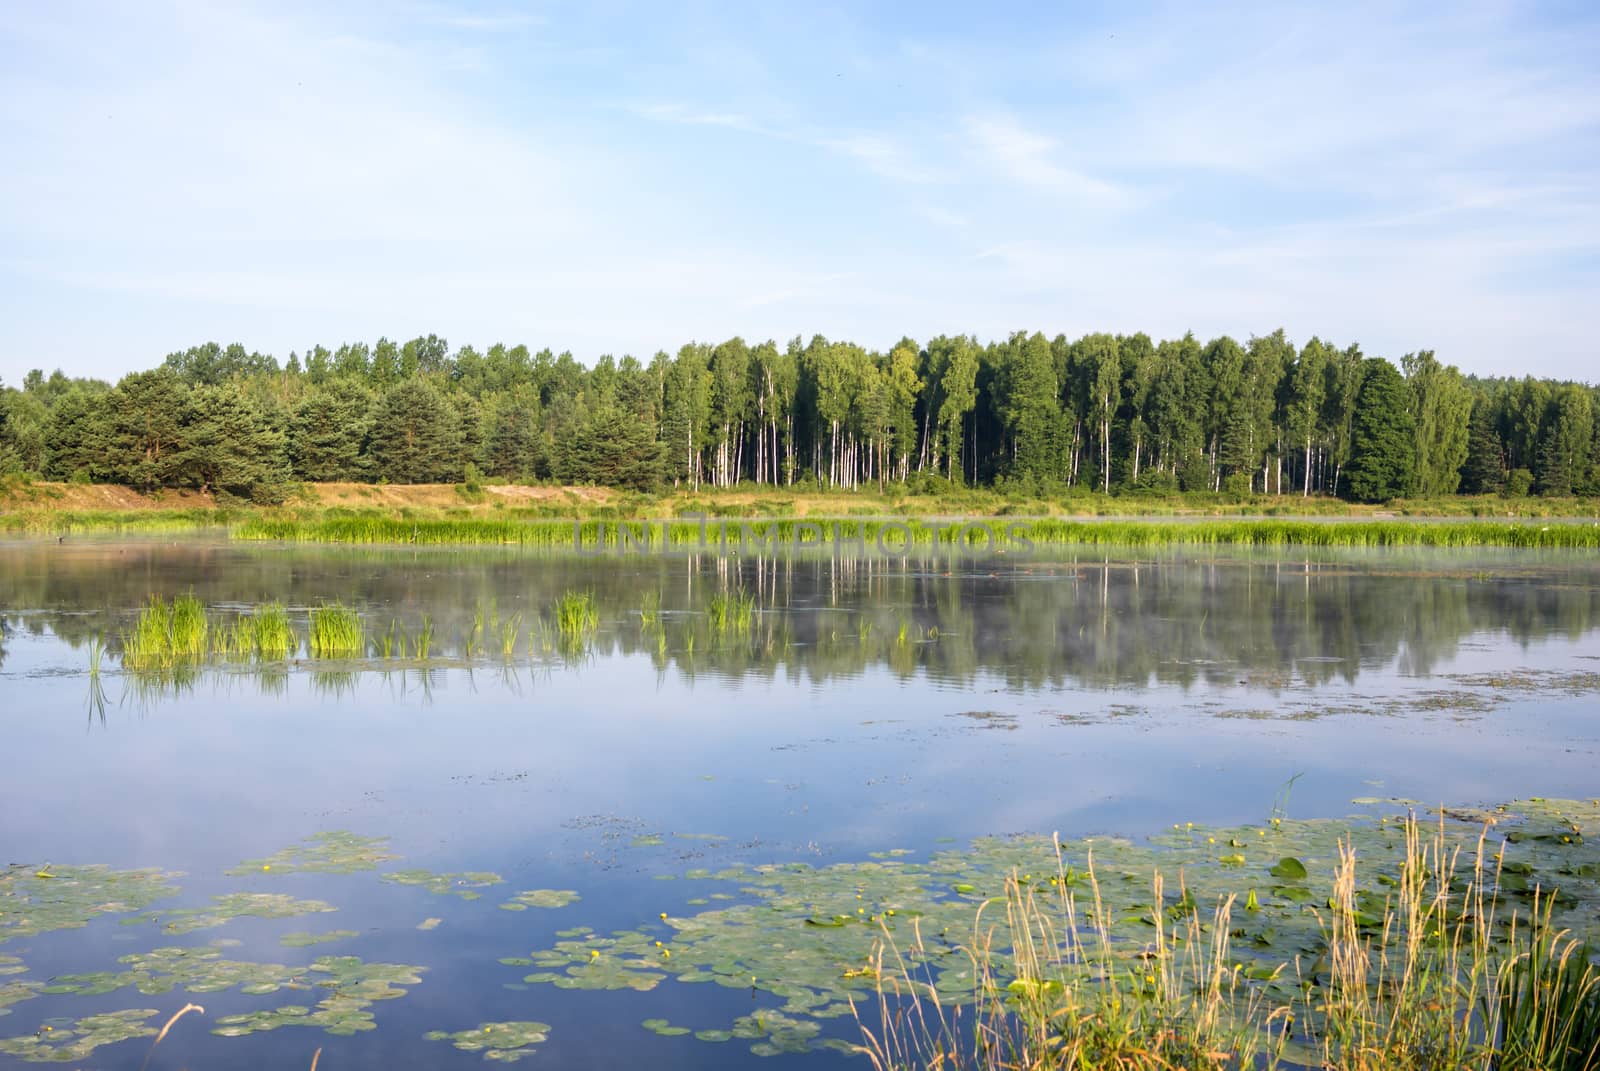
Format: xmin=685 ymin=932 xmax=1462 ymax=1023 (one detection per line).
xmin=414 ymin=615 xmax=434 ymax=660
xmin=498 ymin=614 xmax=522 ymax=659
xmin=858 ymin=816 xmax=1600 ymax=1071
xmin=234 ymin=514 xmax=1600 ymax=551
xmin=639 ymin=590 xmax=660 ymax=628
xmin=122 ymin=594 xmax=209 ymax=670
xmin=554 ymin=591 xmax=598 ymax=637
xmin=251 ymin=603 xmax=294 ymax=660
xmin=307 ymin=603 xmax=364 ymax=658
xmin=706 ymin=589 xmax=756 ymax=635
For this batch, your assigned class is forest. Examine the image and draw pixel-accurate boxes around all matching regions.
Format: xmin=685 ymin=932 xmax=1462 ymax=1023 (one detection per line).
xmin=0 ymin=330 xmax=1595 ymax=504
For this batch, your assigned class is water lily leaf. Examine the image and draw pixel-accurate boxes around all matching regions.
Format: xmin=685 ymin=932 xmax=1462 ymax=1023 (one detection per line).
xmin=381 ymin=870 xmax=503 ymax=900
xmin=1268 ymin=857 xmax=1309 ymax=881
xmin=499 ymin=889 xmax=579 ymax=911
xmin=226 ymin=832 xmax=398 ymax=876
xmin=424 ymin=1021 xmax=551 ymax=1061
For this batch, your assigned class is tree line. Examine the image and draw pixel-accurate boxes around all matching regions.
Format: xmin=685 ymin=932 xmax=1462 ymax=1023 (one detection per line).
xmin=0 ymin=332 xmax=1595 ymax=502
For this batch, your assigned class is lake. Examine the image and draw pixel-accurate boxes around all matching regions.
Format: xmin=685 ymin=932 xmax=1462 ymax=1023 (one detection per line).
xmin=2 ymin=537 xmax=1598 ymax=1067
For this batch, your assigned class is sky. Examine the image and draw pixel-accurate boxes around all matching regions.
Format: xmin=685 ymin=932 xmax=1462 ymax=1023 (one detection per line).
xmin=1 ymin=0 xmax=1597 ymax=385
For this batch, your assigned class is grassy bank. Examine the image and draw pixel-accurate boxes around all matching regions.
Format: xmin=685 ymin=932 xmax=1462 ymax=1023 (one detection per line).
xmin=3 ymin=479 xmax=1598 ymax=548
xmin=233 ymin=514 xmax=1600 ymax=549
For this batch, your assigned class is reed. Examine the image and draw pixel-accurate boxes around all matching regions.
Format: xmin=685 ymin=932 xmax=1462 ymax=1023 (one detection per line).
xmin=554 ymin=591 xmax=598 ymax=637
xmin=307 ymin=602 xmax=364 ymax=658
xmin=122 ymin=594 xmax=209 ymax=669
xmin=414 ymin=615 xmax=434 ymax=659
xmin=251 ymin=603 xmax=295 ymax=660
xmin=858 ymin=815 xmax=1594 ymax=1071
xmin=233 ymin=514 xmax=1600 ymax=551
xmin=499 ymin=614 xmax=522 ymax=659
xmin=706 ymin=589 xmax=756 ymax=634
xmin=639 ymin=590 xmax=660 ymax=628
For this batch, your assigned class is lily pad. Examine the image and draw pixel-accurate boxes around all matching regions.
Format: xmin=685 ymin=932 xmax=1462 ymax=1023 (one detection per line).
xmin=226 ymin=832 xmax=399 ymax=876
xmin=1 ymin=864 xmax=182 ymax=943
xmin=499 ymin=889 xmax=580 ymax=910
xmin=0 ymin=1008 xmax=159 ymax=1062
xmin=424 ymin=1020 xmax=551 ymax=1062
xmin=126 ymin=892 xmax=336 ymax=935
xmin=381 ymin=870 xmax=504 ymax=900
xmin=279 ymin=930 xmax=358 ymax=948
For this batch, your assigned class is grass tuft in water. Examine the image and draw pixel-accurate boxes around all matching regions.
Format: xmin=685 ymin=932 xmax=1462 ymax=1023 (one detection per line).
xmin=706 ymin=589 xmax=756 ymax=635
xmin=307 ymin=603 xmax=364 ymax=658
xmin=554 ymin=591 xmax=598 ymax=637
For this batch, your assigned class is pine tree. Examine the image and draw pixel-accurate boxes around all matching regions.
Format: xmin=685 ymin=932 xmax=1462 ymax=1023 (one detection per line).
xmin=178 ymin=384 xmax=291 ymax=501
xmin=1344 ymin=358 xmax=1416 ymax=502
xmin=367 ymin=380 xmax=463 ymax=483
xmin=289 ymin=381 xmax=371 ymax=481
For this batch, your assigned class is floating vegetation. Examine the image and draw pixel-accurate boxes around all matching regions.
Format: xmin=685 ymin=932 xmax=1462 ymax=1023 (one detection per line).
xmin=499 ymin=889 xmax=580 ymax=911
xmin=380 ymin=870 xmax=504 ymax=900
xmin=308 ymin=602 xmax=364 ymax=658
xmin=279 ymin=930 xmax=359 ymax=948
xmin=424 ymin=1020 xmax=551 ymax=1062
xmin=226 ymin=831 xmax=398 ymax=876
xmin=641 ymin=1017 xmax=690 ymax=1037
xmin=209 ymin=956 xmax=425 ymax=1038
xmin=1 ymin=864 xmax=182 ymax=943
xmin=126 ymin=892 xmax=336 ymax=935
xmin=43 ymin=944 xmax=310 ymax=998
xmin=0 ymin=1008 xmax=159 ymax=1063
xmin=495 ymin=798 xmax=1600 ymax=1060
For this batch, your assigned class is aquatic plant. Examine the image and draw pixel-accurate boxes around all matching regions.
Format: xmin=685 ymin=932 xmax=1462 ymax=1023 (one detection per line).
xmin=639 ymin=589 xmax=660 ymax=628
xmin=307 ymin=603 xmax=363 ymax=658
xmin=554 ymin=591 xmax=598 ymax=637
xmin=121 ymin=594 xmax=209 ymax=670
xmin=499 ymin=614 xmax=522 ymax=659
xmin=414 ymin=616 xmax=433 ymax=659
xmin=251 ymin=603 xmax=295 ymax=660
xmin=706 ymin=589 xmax=755 ymax=635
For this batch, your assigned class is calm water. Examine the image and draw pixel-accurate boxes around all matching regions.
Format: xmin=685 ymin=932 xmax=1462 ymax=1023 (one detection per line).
xmin=2 ymin=537 xmax=1598 ymax=1068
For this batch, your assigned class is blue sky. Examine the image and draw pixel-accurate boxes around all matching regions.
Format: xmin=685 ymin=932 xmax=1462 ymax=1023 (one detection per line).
xmin=2 ymin=1 xmax=1596 ymax=384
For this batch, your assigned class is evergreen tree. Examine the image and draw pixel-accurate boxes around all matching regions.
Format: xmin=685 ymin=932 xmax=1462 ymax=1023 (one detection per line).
xmin=289 ymin=381 xmax=371 ymax=482
xmin=367 ymin=380 xmax=463 ymax=483
xmin=1535 ymin=385 xmax=1594 ymax=496
xmin=43 ymin=386 xmax=109 ymax=480
xmin=102 ymin=370 xmax=189 ymax=490
xmin=556 ymin=405 xmax=664 ymax=490
xmin=1458 ymin=400 xmax=1505 ymax=494
xmin=1344 ymin=358 xmax=1416 ymax=502
xmin=178 ymin=384 xmax=291 ymax=502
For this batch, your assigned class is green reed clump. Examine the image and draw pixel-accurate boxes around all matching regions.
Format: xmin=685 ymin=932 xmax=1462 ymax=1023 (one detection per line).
xmin=554 ymin=591 xmax=598 ymax=637
xmin=499 ymin=614 xmax=522 ymax=659
xmin=307 ymin=602 xmax=364 ymax=658
xmin=414 ymin=615 xmax=434 ymax=659
xmin=250 ymin=603 xmax=295 ymax=660
xmin=706 ymin=589 xmax=756 ymax=634
xmin=639 ymin=589 xmax=660 ymax=628
xmin=1487 ymin=920 xmax=1600 ymax=1071
xmin=122 ymin=594 xmax=209 ymax=669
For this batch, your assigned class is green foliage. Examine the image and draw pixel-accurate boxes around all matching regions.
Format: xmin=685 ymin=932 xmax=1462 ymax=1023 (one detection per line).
xmin=367 ymin=379 xmax=463 ymax=483
xmin=9 ymin=327 xmax=1595 ymax=502
xmin=1345 ymin=358 xmax=1417 ymax=502
xmin=308 ymin=602 xmax=364 ymax=657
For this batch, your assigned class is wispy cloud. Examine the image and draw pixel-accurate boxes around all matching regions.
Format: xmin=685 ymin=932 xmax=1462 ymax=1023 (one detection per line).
xmin=962 ymin=115 xmax=1127 ymax=203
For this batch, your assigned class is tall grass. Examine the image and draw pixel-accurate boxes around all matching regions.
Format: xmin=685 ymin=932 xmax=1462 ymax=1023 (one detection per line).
xmin=307 ymin=602 xmax=364 ymax=658
xmin=554 ymin=591 xmax=598 ymax=637
xmin=858 ymin=816 xmax=1600 ymax=1071
xmin=251 ymin=603 xmax=295 ymax=660
xmin=122 ymin=594 xmax=209 ymax=669
xmin=706 ymin=589 xmax=756 ymax=634
xmin=234 ymin=514 xmax=1600 ymax=551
